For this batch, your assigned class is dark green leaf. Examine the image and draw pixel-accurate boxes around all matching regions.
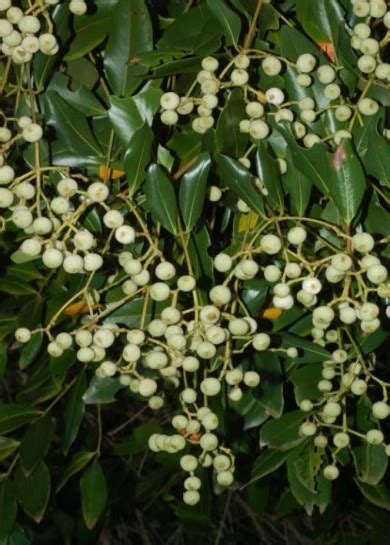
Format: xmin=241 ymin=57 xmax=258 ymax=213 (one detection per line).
xmin=260 ymin=411 xmax=305 ymax=450
xmin=82 ymin=376 xmax=121 ymax=405
xmin=0 ymin=436 xmax=20 ymax=462
xmin=18 ymin=331 xmax=43 ymax=370
xmin=0 ymin=343 xmax=7 ymax=379
xmin=206 ymin=0 xmax=241 ymax=46
xmin=179 ymin=152 xmax=211 ymax=230
xmin=254 ymin=352 xmax=284 ymax=418
xmin=56 ymin=451 xmax=96 ymax=493
xmin=14 ymin=462 xmax=51 ymax=523
xmin=63 ymin=371 xmax=87 ymax=454
xmin=281 ymin=333 xmax=332 ymax=363
xmin=355 ymin=480 xmax=390 ymax=511
xmin=283 ymin=154 xmax=312 ymax=216
xmin=215 ymin=153 xmax=264 ymax=216
xmin=249 ymin=448 xmax=293 ymax=484
xmin=0 ymin=480 xmax=17 ymax=540
xmin=80 ymin=461 xmax=108 ymax=529
xmin=108 ymin=96 xmax=144 ymax=145
xmin=20 ymin=415 xmax=54 ymax=475
xmin=0 ymin=404 xmax=41 ymax=435
xmin=353 ymin=444 xmax=388 ymax=485
xmin=293 ymin=440 xmax=321 ymax=493
xmin=104 ymin=0 xmax=152 ymax=96
xmin=0 ymin=279 xmax=37 ymax=296
xmin=291 ymin=364 xmax=323 ymax=403
xmin=45 ymin=91 xmax=102 ymax=158
xmin=215 ymin=90 xmax=248 ymax=158
xmin=65 ymin=1 xmax=114 ymax=61
xmin=125 ymin=124 xmax=154 ymax=195
xmin=256 ymin=144 xmax=284 ymax=212
xmin=144 ymin=164 xmax=179 ymax=234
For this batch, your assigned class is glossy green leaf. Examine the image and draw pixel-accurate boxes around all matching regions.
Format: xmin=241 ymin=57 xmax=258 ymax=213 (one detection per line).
xmin=260 ymin=411 xmax=305 ymax=450
xmin=18 ymin=331 xmax=43 ymax=370
xmin=63 ymin=371 xmax=87 ymax=454
xmin=104 ymin=0 xmax=152 ymax=96
xmin=0 ymin=436 xmax=20 ymax=462
xmin=0 ymin=404 xmax=41 ymax=435
xmin=215 ymin=90 xmax=248 ymax=158
xmin=215 ymin=153 xmax=265 ymax=216
xmin=108 ymin=96 xmax=144 ymax=145
xmin=230 ymin=391 xmax=268 ymax=431
xmin=280 ymin=127 xmax=366 ymax=224
xmin=355 ymin=480 xmax=390 ymax=511
xmin=353 ymin=444 xmax=388 ymax=485
xmin=82 ymin=376 xmax=121 ymax=405
xmin=292 ymin=440 xmax=321 ymax=493
xmin=0 ymin=278 xmax=36 ymax=296
xmin=0 ymin=480 xmax=17 ymax=540
xmin=65 ymin=1 xmax=115 ymax=61
xmin=250 ymin=448 xmax=293 ymax=485
xmin=157 ymin=6 xmax=221 ymax=55
xmin=144 ymin=164 xmax=179 ymax=234
xmin=291 ymin=364 xmax=323 ymax=403
xmin=256 ymin=144 xmax=284 ymax=212
xmin=20 ymin=415 xmax=54 ymax=475
xmin=254 ymin=352 xmax=284 ymax=418
xmin=45 ymin=91 xmax=102 ymax=158
xmin=281 ymin=333 xmax=331 ymax=363
xmin=287 ymin=460 xmax=331 ymax=515
xmin=14 ymin=462 xmax=51 ymax=523
xmin=80 ymin=461 xmax=108 ymax=529
xmin=206 ymin=0 xmax=241 ymax=46
xmin=56 ymin=451 xmax=96 ymax=493
xmin=179 ymin=152 xmax=211 ymax=230
xmin=125 ymin=124 xmax=154 ymax=195
xmin=282 ymin=154 xmax=312 ymax=216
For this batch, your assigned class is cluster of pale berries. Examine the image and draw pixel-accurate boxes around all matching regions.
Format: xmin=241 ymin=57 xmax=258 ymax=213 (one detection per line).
xmin=14 ymin=248 xmax=300 ymax=505
xmin=0 ymin=0 xmax=85 ymax=64
xmin=298 ymin=344 xmax=390 ymax=482
xmin=1 ymin=166 xmax=137 ymax=273
xmin=350 ymin=0 xmax=390 ymax=81
xmin=158 ymin=41 xmax=383 ymax=152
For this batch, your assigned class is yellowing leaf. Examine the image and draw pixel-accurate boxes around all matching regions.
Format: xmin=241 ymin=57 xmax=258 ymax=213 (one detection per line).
xmin=261 ymin=307 xmax=283 ymax=321
xmin=98 ymin=165 xmax=125 ymax=182
xmin=64 ymin=300 xmax=90 ymax=316
xmin=317 ymin=41 xmax=336 ymax=62
xmin=238 ymin=212 xmax=259 ymax=233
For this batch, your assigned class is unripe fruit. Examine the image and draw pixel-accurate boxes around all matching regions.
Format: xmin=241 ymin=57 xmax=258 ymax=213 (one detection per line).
xmin=150 ymin=282 xmax=170 ymax=301
xmin=300 ymin=421 xmax=317 ymax=436
xmin=262 ymin=56 xmax=282 ymax=76
xmin=209 ymin=285 xmax=231 ymax=306
xmin=200 ymin=377 xmax=221 ymax=396
xmin=323 ymin=465 xmax=339 ymax=480
xmin=177 ymin=275 xmax=196 ymax=292
xmin=202 ymin=56 xmax=219 ymax=72
xmin=15 ymin=327 xmax=31 ymax=343
xmin=84 ymin=253 xmax=103 ymax=272
xmin=372 ymin=401 xmax=389 ymax=420
xmin=213 ymin=253 xmax=232 ymax=272
xmin=200 ymin=433 xmax=218 ymax=451
xmin=184 ymin=476 xmax=202 ymax=491
xmin=42 ymin=248 xmax=63 ymax=269
xmin=264 ymin=265 xmax=281 ymax=282
xmin=296 ymin=53 xmax=316 ymax=73
xmin=0 ymin=187 xmax=13 ymax=207
xmin=260 ymin=234 xmax=282 ymax=255
xmin=266 ymin=87 xmax=284 ymax=105
xmin=314 ymin=435 xmax=328 ymax=448
xmin=139 ymin=378 xmax=157 ymax=397
xmin=217 ymin=471 xmax=234 ymax=487
xmin=287 ymin=226 xmax=307 ymax=245
xmin=20 ymin=238 xmax=41 ymax=257
xmin=317 ymin=65 xmax=336 ymax=84
xmin=299 ymin=400 xmax=313 ymax=412
xmin=244 ymin=371 xmax=260 ymax=387
xmin=63 ymin=254 xmax=84 ymax=274
xmin=366 ymin=264 xmax=387 ymax=284
xmin=252 ymin=333 xmax=270 ymax=351
xmin=249 ymin=119 xmax=269 ymax=140
xmin=231 ymin=68 xmax=249 ymax=86
xmin=351 ymin=379 xmax=367 ymax=396
xmin=69 ymin=1 xmax=87 ymax=15
xmin=180 ymin=454 xmax=198 ymax=472
xmin=333 ymin=432 xmax=350 ymax=449
xmin=358 ymin=97 xmax=379 ymax=116
xmin=366 ymin=429 xmax=384 ymax=445
xmin=183 ymin=491 xmax=200 ymax=506
xmin=155 ymin=261 xmax=176 ymax=280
